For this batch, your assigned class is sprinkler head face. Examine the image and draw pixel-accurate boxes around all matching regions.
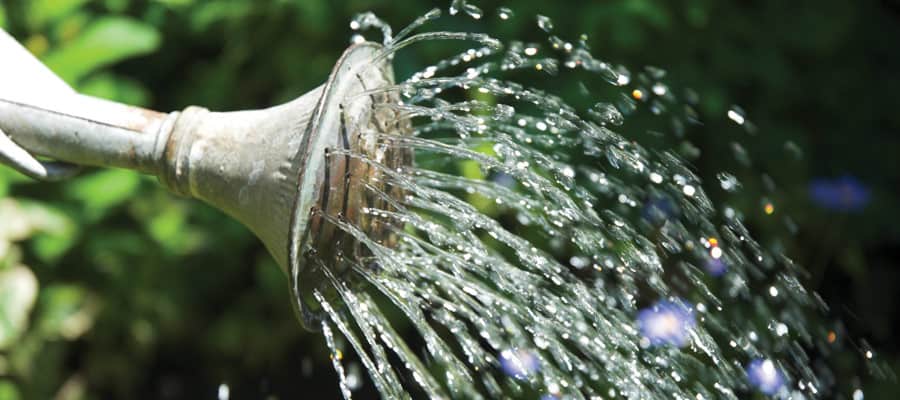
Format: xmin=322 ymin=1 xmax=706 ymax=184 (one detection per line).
xmin=286 ymin=44 xmax=411 ymax=326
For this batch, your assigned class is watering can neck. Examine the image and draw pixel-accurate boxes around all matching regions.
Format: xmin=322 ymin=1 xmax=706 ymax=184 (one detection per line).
xmin=0 ymin=27 xmax=398 ymax=280
xmin=0 ymin=91 xmax=322 ymax=269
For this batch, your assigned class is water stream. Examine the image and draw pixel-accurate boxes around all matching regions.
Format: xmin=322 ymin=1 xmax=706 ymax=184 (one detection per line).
xmin=294 ymin=3 xmax=875 ymax=399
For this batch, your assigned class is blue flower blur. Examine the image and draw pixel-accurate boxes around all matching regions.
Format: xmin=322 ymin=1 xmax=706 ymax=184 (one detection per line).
xmin=705 ymin=258 xmax=727 ymax=277
xmin=746 ymin=358 xmax=786 ymax=395
xmin=641 ymin=196 xmax=678 ymax=225
xmin=637 ymin=299 xmax=695 ymax=347
xmin=808 ymin=175 xmax=870 ymax=212
xmin=499 ymin=348 xmax=541 ymax=379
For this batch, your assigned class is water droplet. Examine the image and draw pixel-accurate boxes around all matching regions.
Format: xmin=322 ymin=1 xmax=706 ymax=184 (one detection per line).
xmin=588 ymin=102 xmax=624 ymax=126
xmin=727 ymin=106 xmax=746 ymax=125
xmin=217 ymin=383 xmax=230 ymax=400
xmin=717 ymin=173 xmax=741 ymax=192
xmin=652 ymin=82 xmax=668 ymax=96
xmin=645 ymin=65 xmax=667 ymax=79
xmin=346 ymin=362 xmax=363 ymax=391
xmin=424 ymin=7 xmax=442 ymax=20
xmin=350 ymin=12 xmax=393 ymax=44
xmin=449 ymin=0 xmax=464 ymax=15
xmin=463 ymin=3 xmax=483 ymax=19
xmin=784 ymin=140 xmax=803 ymax=160
xmin=497 ymin=7 xmax=514 ymax=20
xmin=536 ymin=14 xmax=554 ymax=32
xmin=730 ymin=142 xmax=752 ymax=166
xmin=774 ymin=322 xmax=789 ymax=336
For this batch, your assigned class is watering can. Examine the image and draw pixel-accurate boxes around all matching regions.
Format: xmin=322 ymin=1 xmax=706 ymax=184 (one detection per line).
xmin=0 ymin=29 xmax=409 ymax=320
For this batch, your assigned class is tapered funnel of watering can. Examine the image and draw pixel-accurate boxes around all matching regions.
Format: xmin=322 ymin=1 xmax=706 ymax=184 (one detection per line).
xmin=0 ymin=29 xmax=411 ymax=324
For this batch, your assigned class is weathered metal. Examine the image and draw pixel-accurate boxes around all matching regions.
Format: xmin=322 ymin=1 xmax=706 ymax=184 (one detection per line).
xmin=0 ymin=29 xmax=407 ymax=323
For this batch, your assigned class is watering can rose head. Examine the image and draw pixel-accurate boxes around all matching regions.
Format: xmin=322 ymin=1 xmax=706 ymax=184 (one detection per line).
xmin=0 ymin=31 xmax=410 ymax=329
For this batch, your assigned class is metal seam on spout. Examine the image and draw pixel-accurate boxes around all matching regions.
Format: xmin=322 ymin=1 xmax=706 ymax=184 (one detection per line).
xmin=158 ymin=106 xmax=209 ymax=197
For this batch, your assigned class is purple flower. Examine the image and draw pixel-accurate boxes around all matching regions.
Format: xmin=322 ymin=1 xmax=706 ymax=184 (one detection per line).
xmin=705 ymin=258 xmax=727 ymax=277
xmin=499 ymin=348 xmax=541 ymax=379
xmin=746 ymin=358 xmax=786 ymax=395
xmin=641 ymin=196 xmax=678 ymax=224
xmin=808 ymin=175 xmax=870 ymax=212
xmin=637 ymin=299 xmax=695 ymax=347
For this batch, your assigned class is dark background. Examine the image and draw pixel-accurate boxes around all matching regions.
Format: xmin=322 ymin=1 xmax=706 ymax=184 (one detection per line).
xmin=0 ymin=0 xmax=898 ymax=398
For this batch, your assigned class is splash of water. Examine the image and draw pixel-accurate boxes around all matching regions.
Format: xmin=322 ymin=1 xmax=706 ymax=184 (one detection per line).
xmin=302 ymin=5 xmax=876 ymax=399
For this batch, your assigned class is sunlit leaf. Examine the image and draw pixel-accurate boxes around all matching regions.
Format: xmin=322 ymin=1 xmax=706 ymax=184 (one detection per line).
xmin=35 ymin=284 xmax=97 ymax=341
xmin=156 ymin=0 xmax=195 ymax=8
xmin=64 ymin=169 xmax=142 ymax=222
xmin=190 ymin=2 xmax=252 ymax=32
xmin=0 ymin=4 xmax=7 ymax=29
xmin=104 ymin=0 xmax=130 ymax=13
xmin=146 ymin=204 xmax=196 ymax=255
xmin=42 ymin=17 xmax=161 ymax=84
xmin=26 ymin=0 xmax=90 ymax=30
xmin=80 ymin=72 xmax=152 ymax=106
xmin=0 ymin=267 xmax=38 ymax=350
xmin=0 ymin=200 xmax=34 ymax=243
xmin=0 ymin=381 xmax=21 ymax=400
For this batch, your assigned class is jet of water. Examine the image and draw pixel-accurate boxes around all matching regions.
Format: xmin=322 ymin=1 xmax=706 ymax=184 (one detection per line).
xmin=300 ymin=5 xmax=875 ymax=399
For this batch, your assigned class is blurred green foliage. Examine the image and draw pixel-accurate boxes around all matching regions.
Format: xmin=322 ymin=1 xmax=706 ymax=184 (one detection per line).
xmin=1 ymin=0 xmax=899 ymax=398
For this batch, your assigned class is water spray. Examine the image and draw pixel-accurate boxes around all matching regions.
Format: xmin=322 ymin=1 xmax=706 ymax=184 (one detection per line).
xmin=0 ymin=28 xmax=408 ymax=323
xmin=0 ymin=8 xmax=873 ymax=396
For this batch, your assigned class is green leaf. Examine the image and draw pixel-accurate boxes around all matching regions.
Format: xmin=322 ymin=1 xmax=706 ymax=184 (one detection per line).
xmin=18 ymin=203 xmax=78 ymax=264
xmin=80 ymin=72 xmax=152 ymax=106
xmin=0 ymin=267 xmax=38 ymax=350
xmin=146 ymin=204 xmax=194 ymax=254
xmin=0 ymin=381 xmax=21 ymax=400
xmin=35 ymin=284 xmax=97 ymax=340
xmin=26 ymin=0 xmax=91 ymax=30
xmin=42 ymin=17 xmax=161 ymax=84
xmin=0 ymin=4 xmax=7 ymax=29
xmin=65 ymin=169 xmax=141 ymax=222
xmin=156 ymin=0 xmax=195 ymax=8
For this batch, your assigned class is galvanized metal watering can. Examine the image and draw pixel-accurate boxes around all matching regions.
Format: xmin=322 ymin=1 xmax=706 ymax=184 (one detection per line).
xmin=0 ymin=29 xmax=409 ymax=312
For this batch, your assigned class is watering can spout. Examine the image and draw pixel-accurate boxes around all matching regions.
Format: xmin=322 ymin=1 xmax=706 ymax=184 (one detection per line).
xmin=0 ymin=28 xmax=408 ymax=294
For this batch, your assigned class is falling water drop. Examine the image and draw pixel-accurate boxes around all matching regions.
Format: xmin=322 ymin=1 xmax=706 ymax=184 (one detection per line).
xmin=449 ymin=0 xmax=464 ymax=15
xmin=463 ymin=3 xmax=483 ymax=19
xmin=217 ymin=383 xmax=230 ymax=400
xmin=727 ymin=106 xmax=746 ymax=125
xmin=717 ymin=172 xmax=741 ymax=192
xmin=587 ymin=102 xmax=624 ymax=126
xmin=296 ymin=9 xmax=868 ymax=400
xmin=536 ymin=14 xmax=554 ymax=32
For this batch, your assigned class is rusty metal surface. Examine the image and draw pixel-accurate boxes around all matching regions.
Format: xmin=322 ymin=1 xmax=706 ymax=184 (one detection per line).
xmin=1 ymin=29 xmax=400 ymax=328
xmin=0 ymin=97 xmax=171 ymax=175
xmin=1 ymin=28 xmax=169 ymax=177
